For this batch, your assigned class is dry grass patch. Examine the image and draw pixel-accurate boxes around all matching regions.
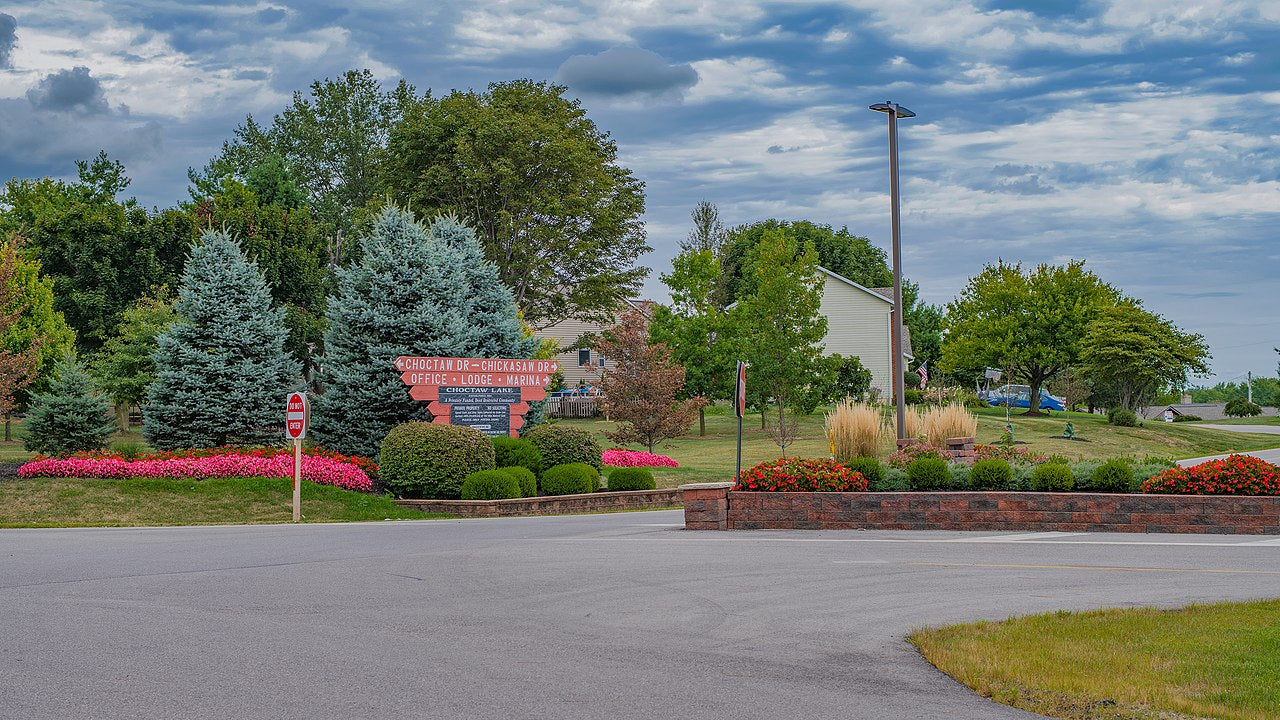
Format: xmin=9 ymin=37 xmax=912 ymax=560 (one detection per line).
xmin=922 ymin=403 xmax=978 ymax=446
xmin=826 ymin=399 xmax=885 ymax=461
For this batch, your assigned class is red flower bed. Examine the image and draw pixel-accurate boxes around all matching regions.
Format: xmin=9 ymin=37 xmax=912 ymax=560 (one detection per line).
xmin=1141 ymin=455 xmax=1280 ymax=496
xmin=737 ymin=457 xmax=867 ymax=492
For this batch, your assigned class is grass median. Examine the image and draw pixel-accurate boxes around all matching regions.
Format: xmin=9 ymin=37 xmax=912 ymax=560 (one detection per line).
xmin=910 ymin=599 xmax=1280 ymax=720
xmin=0 ymin=476 xmax=453 ymax=527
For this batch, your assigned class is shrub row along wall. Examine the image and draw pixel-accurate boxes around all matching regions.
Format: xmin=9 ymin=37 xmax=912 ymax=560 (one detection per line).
xmin=397 ymin=488 xmax=681 ymax=518
xmin=681 ymin=485 xmax=1280 ymax=534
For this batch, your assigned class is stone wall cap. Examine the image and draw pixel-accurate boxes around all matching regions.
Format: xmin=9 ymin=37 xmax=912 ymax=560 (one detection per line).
xmin=679 ymin=482 xmax=736 ymax=490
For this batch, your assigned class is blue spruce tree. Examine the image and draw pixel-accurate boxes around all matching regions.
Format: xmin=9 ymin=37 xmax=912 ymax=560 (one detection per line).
xmin=23 ymin=354 xmax=117 ymax=455
xmin=312 ymin=206 xmax=536 ymax=457
xmin=144 ymin=230 xmax=301 ymax=449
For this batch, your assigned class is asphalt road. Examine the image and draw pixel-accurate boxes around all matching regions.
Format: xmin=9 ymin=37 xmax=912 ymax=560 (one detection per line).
xmin=4 ymin=513 xmax=1280 ymax=720
xmin=1178 ymin=423 xmax=1280 ymax=466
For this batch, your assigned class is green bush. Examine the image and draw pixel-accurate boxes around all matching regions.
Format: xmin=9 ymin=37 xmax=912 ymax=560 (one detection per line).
xmin=493 ymin=436 xmax=543 ymax=475
xmin=1171 ymin=414 xmax=1201 ymax=422
xmin=1091 ymin=460 xmax=1134 ymax=493
xmin=1224 ymin=398 xmax=1262 ymax=418
xmin=970 ymin=458 xmax=1013 ymax=490
xmin=1070 ymin=461 xmax=1101 ymax=489
xmin=524 ymin=424 xmax=603 ymax=471
xmin=500 ymin=466 xmax=538 ymax=497
xmin=871 ymin=467 xmax=910 ymax=491
xmin=1141 ymin=455 xmax=1176 ymax=468
xmin=607 ymin=467 xmax=656 ymax=491
xmin=948 ymin=463 xmax=971 ymax=489
xmin=845 ymin=457 xmax=884 ymax=486
xmin=540 ymin=462 xmax=600 ymax=496
xmin=904 ymin=389 xmax=925 ymax=405
xmin=1032 ymin=463 xmax=1075 ymax=492
xmin=1107 ymin=408 xmax=1138 ymax=427
xmin=460 ymin=469 xmax=522 ymax=500
xmin=907 ymin=457 xmax=950 ymax=491
xmin=379 ymin=422 xmax=495 ymax=499
xmin=1133 ymin=463 xmax=1170 ymax=486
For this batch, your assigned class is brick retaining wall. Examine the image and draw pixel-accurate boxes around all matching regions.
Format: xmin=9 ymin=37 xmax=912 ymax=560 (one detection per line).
xmin=679 ymin=485 xmax=1280 ymax=534
xmin=397 ymin=488 xmax=681 ymax=517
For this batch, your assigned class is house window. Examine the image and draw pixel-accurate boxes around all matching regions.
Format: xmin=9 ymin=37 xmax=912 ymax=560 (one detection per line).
xmin=596 ymin=356 xmax=606 ymax=367
xmin=578 ymin=349 xmax=591 ymax=367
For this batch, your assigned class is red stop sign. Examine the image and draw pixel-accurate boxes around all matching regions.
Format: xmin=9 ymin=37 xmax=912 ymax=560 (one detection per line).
xmin=286 ymin=392 xmax=308 ymax=440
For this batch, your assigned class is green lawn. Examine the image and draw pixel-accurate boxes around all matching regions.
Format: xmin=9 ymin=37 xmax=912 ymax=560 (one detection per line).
xmin=563 ymin=404 xmax=1280 ymax=488
xmin=0 ymin=476 xmax=452 ymax=527
xmin=911 ymin=600 xmax=1280 ymax=720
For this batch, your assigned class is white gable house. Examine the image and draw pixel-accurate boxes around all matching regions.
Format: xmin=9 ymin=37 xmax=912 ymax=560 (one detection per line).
xmin=817 ymin=266 xmax=913 ymax=399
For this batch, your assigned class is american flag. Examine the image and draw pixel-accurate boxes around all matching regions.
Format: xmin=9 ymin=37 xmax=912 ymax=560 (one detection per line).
xmin=917 ymin=363 xmax=928 ymax=389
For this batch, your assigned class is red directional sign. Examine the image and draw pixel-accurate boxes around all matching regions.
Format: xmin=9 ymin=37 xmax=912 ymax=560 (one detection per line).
xmin=285 ymin=392 xmax=308 ymax=440
xmin=398 ymin=357 xmax=558 ymax=438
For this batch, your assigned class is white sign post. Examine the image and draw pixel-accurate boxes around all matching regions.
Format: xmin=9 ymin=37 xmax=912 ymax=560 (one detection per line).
xmin=285 ymin=392 xmax=308 ymax=522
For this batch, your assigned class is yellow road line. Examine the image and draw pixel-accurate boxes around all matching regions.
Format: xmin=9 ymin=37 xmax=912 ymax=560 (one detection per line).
xmin=909 ymin=561 xmax=1280 ymax=575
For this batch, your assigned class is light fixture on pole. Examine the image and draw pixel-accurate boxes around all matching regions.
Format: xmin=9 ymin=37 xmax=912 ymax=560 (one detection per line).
xmin=869 ymin=101 xmax=914 ymax=442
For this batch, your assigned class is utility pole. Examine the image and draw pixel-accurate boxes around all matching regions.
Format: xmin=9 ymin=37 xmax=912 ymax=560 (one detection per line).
xmin=1248 ymin=370 xmax=1253 ymax=403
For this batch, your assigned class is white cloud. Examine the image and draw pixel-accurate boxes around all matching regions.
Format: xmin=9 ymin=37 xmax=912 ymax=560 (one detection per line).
xmin=684 ymin=57 xmax=821 ymax=103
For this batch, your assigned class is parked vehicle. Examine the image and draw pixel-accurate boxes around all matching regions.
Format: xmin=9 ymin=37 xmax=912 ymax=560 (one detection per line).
xmin=983 ymin=384 xmax=1066 ymax=411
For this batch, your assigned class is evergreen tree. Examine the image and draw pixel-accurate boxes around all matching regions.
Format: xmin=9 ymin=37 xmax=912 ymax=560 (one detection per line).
xmin=311 ymin=206 xmax=536 ymax=457
xmin=144 ymin=230 xmax=301 ymax=449
xmin=23 ymin=354 xmax=116 ymax=455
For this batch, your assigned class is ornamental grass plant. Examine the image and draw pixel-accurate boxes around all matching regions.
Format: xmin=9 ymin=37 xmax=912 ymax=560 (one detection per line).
xmin=922 ymin=403 xmax=978 ymax=447
xmin=825 ymin=399 xmax=885 ymax=461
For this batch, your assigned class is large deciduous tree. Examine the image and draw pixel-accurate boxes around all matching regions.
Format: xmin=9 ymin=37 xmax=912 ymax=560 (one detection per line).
xmin=0 ymin=152 xmax=190 ymax=351
xmin=1079 ymin=302 xmax=1210 ymax=411
xmin=144 ymin=231 xmax=301 ymax=449
xmin=191 ymin=69 xmax=420 ymax=236
xmin=648 ymin=247 xmax=732 ymax=436
xmin=0 ymin=233 xmax=72 ymax=440
xmin=720 ymin=220 xmax=891 ymax=304
xmin=382 ymin=79 xmax=649 ymax=326
xmin=942 ymin=260 xmax=1119 ymax=415
xmin=728 ymin=229 xmax=827 ymax=452
xmin=596 ymin=309 xmax=705 ymax=452
xmin=91 ymin=289 xmax=177 ymax=430
xmin=310 ymin=206 xmax=537 ymax=458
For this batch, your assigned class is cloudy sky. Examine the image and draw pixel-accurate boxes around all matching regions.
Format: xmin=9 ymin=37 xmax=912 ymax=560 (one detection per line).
xmin=1 ymin=1 xmax=1277 ymax=384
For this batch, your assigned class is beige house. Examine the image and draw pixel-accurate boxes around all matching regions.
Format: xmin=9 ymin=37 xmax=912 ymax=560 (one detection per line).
xmin=535 ymin=299 xmax=655 ymax=387
xmin=817 ymin=267 xmax=913 ymax=398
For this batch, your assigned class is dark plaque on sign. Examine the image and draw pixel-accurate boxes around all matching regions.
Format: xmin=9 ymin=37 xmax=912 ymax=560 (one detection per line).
xmin=450 ymin=404 xmax=511 ymax=436
xmin=438 ymin=386 xmax=522 ymax=405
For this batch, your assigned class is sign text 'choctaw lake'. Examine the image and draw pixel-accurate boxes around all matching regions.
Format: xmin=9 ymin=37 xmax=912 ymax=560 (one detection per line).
xmin=396 ymin=356 xmax=559 ymax=438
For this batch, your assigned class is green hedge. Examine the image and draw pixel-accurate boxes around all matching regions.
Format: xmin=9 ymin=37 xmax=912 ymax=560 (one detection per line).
xmin=540 ymin=462 xmax=600 ymax=496
xmin=1032 ymin=463 xmax=1075 ymax=492
xmin=524 ymin=425 xmax=603 ymax=471
xmin=907 ymin=457 xmax=950 ymax=491
xmin=1091 ymin=459 xmax=1134 ymax=493
xmin=607 ymin=467 xmax=656 ymax=491
xmin=493 ymin=436 xmax=543 ymax=476
xmin=970 ymin=458 xmax=1013 ymax=490
xmin=379 ymin=422 xmax=495 ymax=499
xmin=500 ymin=466 xmax=538 ymax=497
xmin=460 ymin=469 xmax=522 ymax=500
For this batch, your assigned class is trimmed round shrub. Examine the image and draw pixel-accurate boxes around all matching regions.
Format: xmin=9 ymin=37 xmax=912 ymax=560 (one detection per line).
xmin=493 ymin=436 xmax=543 ymax=475
xmin=845 ymin=457 xmax=884 ymax=486
xmin=524 ymin=424 xmax=603 ymax=471
xmin=379 ymin=422 xmax=495 ymax=499
xmin=907 ymin=457 xmax=950 ymax=491
xmin=1091 ymin=459 xmax=1134 ymax=493
xmin=540 ymin=462 xmax=600 ymax=496
xmin=460 ymin=469 xmax=522 ymax=500
xmin=1031 ymin=462 xmax=1075 ymax=492
xmin=969 ymin=458 xmax=1013 ymax=490
xmin=500 ymin=465 xmax=538 ymax=497
xmin=607 ymin=467 xmax=656 ymax=491
xmin=1107 ymin=408 xmax=1138 ymax=427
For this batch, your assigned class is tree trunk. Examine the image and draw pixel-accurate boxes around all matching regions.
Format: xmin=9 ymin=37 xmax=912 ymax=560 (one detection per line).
xmin=776 ymin=400 xmax=787 ymax=455
xmin=698 ymin=406 xmax=705 ymax=436
xmin=116 ymin=403 xmax=130 ymax=432
xmin=760 ymin=405 xmax=766 ymax=430
xmin=1024 ymin=378 xmax=1046 ymax=416
xmin=3 ymin=411 xmax=9 ymax=442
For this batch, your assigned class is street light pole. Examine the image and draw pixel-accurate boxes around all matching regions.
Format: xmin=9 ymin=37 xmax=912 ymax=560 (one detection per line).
xmin=869 ymin=101 xmax=915 ymax=442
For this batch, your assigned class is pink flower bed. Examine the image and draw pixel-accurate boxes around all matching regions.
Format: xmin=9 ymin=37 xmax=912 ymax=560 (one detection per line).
xmin=602 ymin=448 xmax=679 ymax=468
xmin=18 ymin=453 xmax=373 ymax=492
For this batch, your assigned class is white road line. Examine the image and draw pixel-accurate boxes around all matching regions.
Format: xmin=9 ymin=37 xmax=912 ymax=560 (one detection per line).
xmin=947 ymin=532 xmax=1086 ymax=542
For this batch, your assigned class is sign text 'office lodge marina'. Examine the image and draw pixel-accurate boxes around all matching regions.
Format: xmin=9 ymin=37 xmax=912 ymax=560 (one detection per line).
xmin=396 ymin=356 xmax=558 ymax=437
